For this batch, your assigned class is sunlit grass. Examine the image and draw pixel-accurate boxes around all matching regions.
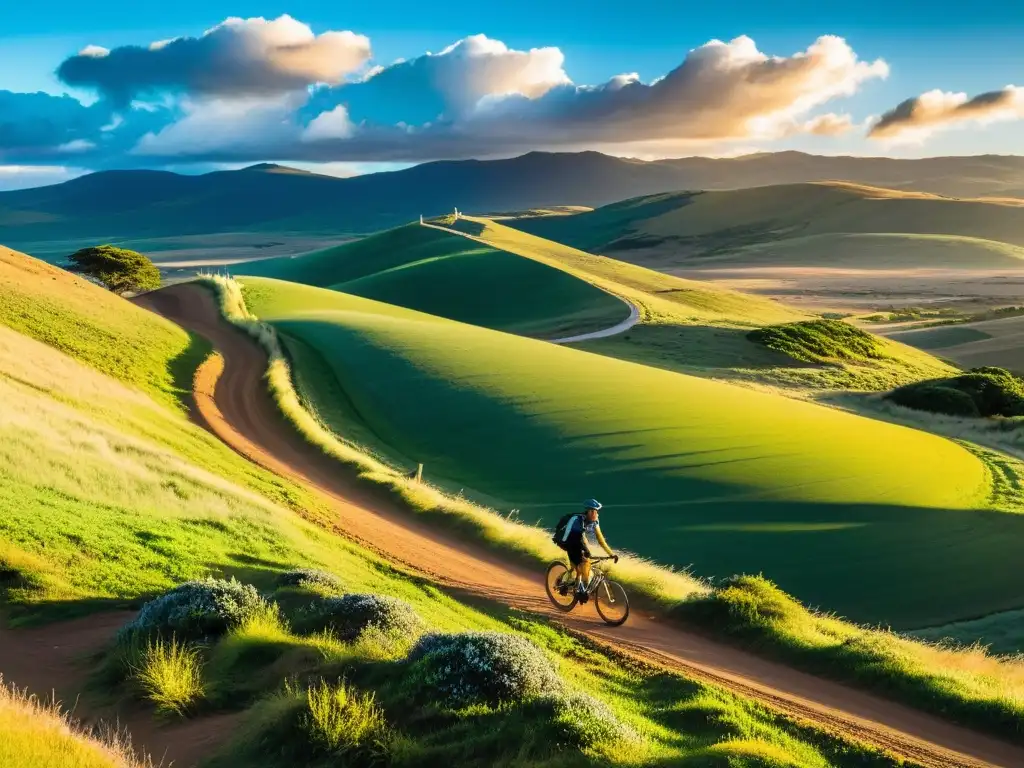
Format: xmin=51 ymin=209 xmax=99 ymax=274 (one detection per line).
xmin=0 ymin=677 xmax=151 ymax=768
xmin=133 ymin=636 xmax=205 ymax=716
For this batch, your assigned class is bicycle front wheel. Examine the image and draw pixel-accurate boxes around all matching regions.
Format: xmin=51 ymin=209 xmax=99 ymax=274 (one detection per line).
xmin=595 ymin=580 xmax=629 ymax=626
xmin=545 ymin=561 xmax=578 ymax=612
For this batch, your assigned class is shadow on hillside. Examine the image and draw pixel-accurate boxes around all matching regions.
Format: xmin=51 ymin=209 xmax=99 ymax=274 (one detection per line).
xmin=167 ymin=330 xmax=213 ymax=412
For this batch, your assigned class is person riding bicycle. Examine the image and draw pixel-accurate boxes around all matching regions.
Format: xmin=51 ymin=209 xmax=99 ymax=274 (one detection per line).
xmin=561 ymin=499 xmax=618 ymax=602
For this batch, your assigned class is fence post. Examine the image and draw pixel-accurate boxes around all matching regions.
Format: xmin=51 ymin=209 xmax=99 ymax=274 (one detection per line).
xmin=415 ymin=463 xmax=423 ymax=483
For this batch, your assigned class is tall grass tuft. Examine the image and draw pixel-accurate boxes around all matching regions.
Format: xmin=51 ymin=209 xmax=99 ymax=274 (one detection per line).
xmin=0 ymin=676 xmax=152 ymax=768
xmin=303 ymin=680 xmax=392 ymax=760
xmin=133 ymin=635 xmax=204 ymax=717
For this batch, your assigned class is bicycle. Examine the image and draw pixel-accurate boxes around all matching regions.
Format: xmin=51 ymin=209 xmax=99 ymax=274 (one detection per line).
xmin=544 ymin=556 xmax=630 ymax=626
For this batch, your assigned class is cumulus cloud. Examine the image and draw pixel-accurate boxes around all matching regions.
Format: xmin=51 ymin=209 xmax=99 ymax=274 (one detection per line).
xmin=868 ymin=86 xmax=1024 ymax=142
xmin=305 ymin=33 xmax=570 ymax=126
xmin=303 ymin=106 xmax=356 ymax=141
xmin=58 ymin=15 xmax=371 ymax=103
xmin=6 ymin=27 xmax=888 ymax=170
xmin=133 ymin=95 xmax=305 ymax=156
xmin=458 ymin=35 xmax=887 ymax=146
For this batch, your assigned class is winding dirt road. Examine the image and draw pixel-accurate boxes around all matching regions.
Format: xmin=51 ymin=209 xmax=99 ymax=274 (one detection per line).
xmin=135 ymin=283 xmax=1024 ymax=768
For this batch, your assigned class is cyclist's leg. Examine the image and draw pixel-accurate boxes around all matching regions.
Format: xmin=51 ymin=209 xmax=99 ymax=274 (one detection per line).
xmin=579 ymin=542 xmax=593 ymax=590
xmin=565 ymin=535 xmax=585 ymax=587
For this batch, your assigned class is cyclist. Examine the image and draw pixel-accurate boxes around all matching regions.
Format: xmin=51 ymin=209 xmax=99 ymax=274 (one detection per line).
xmin=562 ymin=499 xmax=618 ymax=602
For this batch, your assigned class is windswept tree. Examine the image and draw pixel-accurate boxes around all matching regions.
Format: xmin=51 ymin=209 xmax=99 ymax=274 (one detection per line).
xmin=67 ymin=245 xmax=160 ymax=295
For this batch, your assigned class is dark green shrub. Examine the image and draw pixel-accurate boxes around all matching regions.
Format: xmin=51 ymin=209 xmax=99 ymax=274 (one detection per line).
xmin=748 ymin=320 xmax=886 ymax=364
xmin=303 ymin=594 xmax=423 ymax=641
xmin=407 ymin=631 xmax=562 ymax=707
xmin=887 ymin=367 xmax=1024 ymax=418
xmin=67 ymin=245 xmax=160 ymax=294
xmin=119 ymin=578 xmax=268 ymax=642
xmin=888 ymin=384 xmax=979 ymax=417
xmin=673 ymin=575 xmax=805 ymax=637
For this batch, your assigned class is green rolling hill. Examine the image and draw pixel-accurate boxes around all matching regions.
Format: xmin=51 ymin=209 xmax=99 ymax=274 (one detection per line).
xmin=237 ymin=275 xmax=1021 ymax=628
xmin=240 ymin=224 xmax=630 ymax=338
xmin=512 ymin=182 xmax=1024 ymax=271
xmin=243 ymin=217 xmax=954 ymax=391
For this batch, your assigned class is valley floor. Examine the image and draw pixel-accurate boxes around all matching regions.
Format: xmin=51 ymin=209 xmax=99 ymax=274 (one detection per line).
xmin=670 ymin=266 xmax=1024 ymax=317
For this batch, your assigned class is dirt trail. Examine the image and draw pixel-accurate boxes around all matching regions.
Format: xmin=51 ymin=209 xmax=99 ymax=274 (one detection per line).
xmin=0 ymin=612 xmax=239 ymax=767
xmin=134 ymin=283 xmax=1024 ymax=768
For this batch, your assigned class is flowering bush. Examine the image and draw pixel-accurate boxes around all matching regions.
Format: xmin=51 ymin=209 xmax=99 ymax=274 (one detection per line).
xmin=304 ymin=594 xmax=423 ymax=642
xmin=276 ymin=569 xmax=344 ymax=593
xmin=533 ymin=691 xmax=636 ymax=747
xmin=407 ymin=631 xmax=562 ymax=707
xmin=120 ymin=578 xmax=267 ymax=642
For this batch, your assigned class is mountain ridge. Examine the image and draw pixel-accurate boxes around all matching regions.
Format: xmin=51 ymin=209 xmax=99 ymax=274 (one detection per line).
xmin=5 ymin=150 xmax=1024 ymax=245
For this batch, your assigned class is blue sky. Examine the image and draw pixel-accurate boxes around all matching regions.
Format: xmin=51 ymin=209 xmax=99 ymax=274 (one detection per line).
xmin=2 ymin=2 xmax=1023 ymax=188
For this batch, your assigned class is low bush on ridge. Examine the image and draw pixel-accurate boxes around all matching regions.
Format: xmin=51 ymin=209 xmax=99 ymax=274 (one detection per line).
xmin=407 ymin=631 xmax=562 ymax=707
xmin=748 ymin=319 xmax=887 ymax=364
xmin=119 ymin=578 xmax=268 ymax=642
xmin=531 ymin=691 xmax=637 ymax=748
xmin=301 ymin=593 xmax=424 ymax=642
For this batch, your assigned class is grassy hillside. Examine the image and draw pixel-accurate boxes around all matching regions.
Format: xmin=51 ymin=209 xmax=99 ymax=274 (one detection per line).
xmin=0 ymin=245 xmax=205 ymax=410
xmin=513 ymin=182 xmax=1024 ymax=270
xmin=0 ymin=246 xmax=901 ymax=768
xmin=235 ymin=276 xmax=1023 ymax=628
xmin=241 ymin=224 xmax=629 ymax=338
xmin=435 ymin=218 xmax=953 ymax=391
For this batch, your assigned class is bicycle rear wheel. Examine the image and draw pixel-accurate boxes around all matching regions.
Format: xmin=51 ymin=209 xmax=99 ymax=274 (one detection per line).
xmin=545 ymin=561 xmax=578 ymax=612
xmin=595 ymin=579 xmax=629 ymax=625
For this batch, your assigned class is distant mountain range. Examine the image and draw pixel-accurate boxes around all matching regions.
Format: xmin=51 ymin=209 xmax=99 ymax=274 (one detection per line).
xmin=4 ymin=151 xmax=1024 ymax=245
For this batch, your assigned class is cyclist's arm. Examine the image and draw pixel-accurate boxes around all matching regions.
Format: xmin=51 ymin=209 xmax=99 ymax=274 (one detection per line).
xmin=593 ymin=524 xmax=615 ymax=557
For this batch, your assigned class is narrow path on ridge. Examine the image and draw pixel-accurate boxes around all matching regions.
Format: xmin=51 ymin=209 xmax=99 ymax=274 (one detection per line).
xmin=132 ymin=283 xmax=1024 ymax=768
xmin=419 ymin=219 xmax=641 ymax=342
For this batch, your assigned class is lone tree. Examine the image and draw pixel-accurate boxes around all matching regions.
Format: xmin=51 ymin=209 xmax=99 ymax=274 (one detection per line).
xmin=68 ymin=245 xmax=160 ymax=295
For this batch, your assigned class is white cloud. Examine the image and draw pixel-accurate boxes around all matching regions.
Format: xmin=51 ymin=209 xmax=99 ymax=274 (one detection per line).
xmin=58 ymin=15 xmax=371 ymax=102
xmin=78 ymin=45 xmax=110 ymax=58
xmin=869 ymin=86 xmax=1024 ymax=143
xmin=133 ymin=95 xmax=304 ymax=155
xmin=303 ymin=106 xmax=356 ymax=141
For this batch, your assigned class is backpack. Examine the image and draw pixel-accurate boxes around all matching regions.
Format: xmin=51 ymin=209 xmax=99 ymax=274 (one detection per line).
xmin=552 ymin=514 xmax=580 ymax=549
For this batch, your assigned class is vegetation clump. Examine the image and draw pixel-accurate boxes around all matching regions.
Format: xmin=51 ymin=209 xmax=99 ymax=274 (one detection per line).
xmin=120 ymin=578 xmax=268 ymax=642
xmin=887 ymin=367 xmax=1024 ymax=418
xmin=276 ymin=569 xmax=344 ymax=593
xmin=303 ymin=594 xmax=423 ymax=642
xmin=133 ymin=636 xmax=204 ymax=717
xmin=748 ymin=319 xmax=887 ymax=364
xmin=303 ymin=680 xmax=392 ymax=762
xmin=67 ymin=245 xmax=160 ymax=295
xmin=532 ymin=691 xmax=636 ymax=748
xmin=407 ymin=631 xmax=562 ymax=707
